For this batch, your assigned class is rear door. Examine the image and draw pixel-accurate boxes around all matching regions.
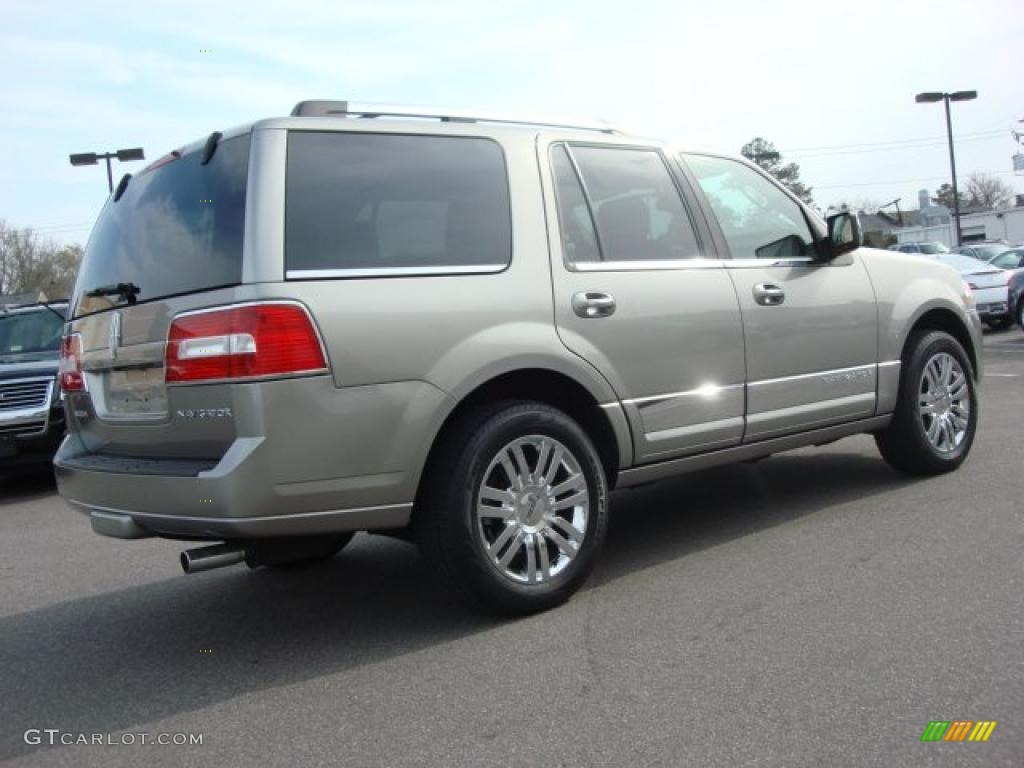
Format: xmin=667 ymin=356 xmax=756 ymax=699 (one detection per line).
xmin=66 ymin=130 xmax=252 ymax=459
xmin=541 ymin=138 xmax=745 ymax=464
xmin=680 ymin=153 xmax=878 ymax=441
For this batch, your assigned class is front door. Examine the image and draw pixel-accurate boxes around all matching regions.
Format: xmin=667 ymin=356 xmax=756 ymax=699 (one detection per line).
xmin=681 ymin=153 xmax=878 ymax=441
xmin=541 ymin=139 xmax=746 ymax=463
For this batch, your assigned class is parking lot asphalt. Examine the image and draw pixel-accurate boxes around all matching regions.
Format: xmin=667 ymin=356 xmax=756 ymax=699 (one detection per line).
xmin=0 ymin=329 xmax=1021 ymax=768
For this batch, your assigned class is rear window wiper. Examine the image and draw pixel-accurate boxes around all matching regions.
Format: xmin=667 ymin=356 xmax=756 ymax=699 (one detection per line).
xmin=85 ymin=282 xmax=141 ymax=305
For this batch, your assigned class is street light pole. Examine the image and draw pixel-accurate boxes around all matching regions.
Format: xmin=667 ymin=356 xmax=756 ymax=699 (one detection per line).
xmin=69 ymin=147 xmax=146 ymax=193
xmin=915 ymin=90 xmax=977 ymax=247
xmin=943 ymin=96 xmax=963 ymax=247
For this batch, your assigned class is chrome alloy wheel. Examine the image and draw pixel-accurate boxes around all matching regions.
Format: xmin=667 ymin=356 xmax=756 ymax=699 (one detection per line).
xmin=476 ymin=435 xmax=589 ymax=584
xmin=918 ymin=352 xmax=970 ymax=453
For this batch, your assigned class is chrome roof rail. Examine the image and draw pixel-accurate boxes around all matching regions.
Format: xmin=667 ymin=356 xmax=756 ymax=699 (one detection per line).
xmin=290 ymin=100 xmax=623 ymax=134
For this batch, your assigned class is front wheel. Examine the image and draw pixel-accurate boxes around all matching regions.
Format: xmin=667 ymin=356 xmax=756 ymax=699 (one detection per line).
xmin=875 ymin=331 xmax=978 ymax=475
xmin=417 ymin=401 xmax=609 ymax=615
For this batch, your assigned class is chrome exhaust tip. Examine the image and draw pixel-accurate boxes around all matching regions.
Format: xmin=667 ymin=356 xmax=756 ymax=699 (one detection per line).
xmin=180 ymin=543 xmax=246 ymax=574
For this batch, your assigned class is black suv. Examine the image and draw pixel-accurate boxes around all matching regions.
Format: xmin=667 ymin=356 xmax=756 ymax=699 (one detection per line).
xmin=0 ymin=301 xmax=67 ymax=471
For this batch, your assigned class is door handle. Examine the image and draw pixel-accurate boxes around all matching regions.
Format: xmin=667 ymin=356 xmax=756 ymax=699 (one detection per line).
xmin=753 ymin=283 xmax=786 ymax=306
xmin=572 ymin=291 xmax=616 ymax=318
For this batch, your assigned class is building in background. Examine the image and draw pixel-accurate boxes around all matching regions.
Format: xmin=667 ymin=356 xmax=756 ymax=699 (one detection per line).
xmin=895 ymin=206 xmax=1024 ymax=247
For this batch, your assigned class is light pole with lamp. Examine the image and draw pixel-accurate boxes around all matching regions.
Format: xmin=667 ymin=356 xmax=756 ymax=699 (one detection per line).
xmin=69 ymin=148 xmax=145 ymax=193
xmin=914 ymin=90 xmax=977 ymax=247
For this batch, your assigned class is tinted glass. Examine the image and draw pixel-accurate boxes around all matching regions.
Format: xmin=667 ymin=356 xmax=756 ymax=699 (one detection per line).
xmin=74 ymin=134 xmax=250 ymax=317
xmin=991 ymin=250 xmax=1023 ymax=269
xmin=0 ymin=308 xmax=66 ymax=360
xmin=286 ymin=133 xmax=511 ymax=274
xmin=919 ymin=242 xmax=950 ymax=254
xmin=684 ymin=154 xmax=814 ymax=259
xmin=550 ymin=145 xmax=600 ymax=263
xmin=571 ymin=146 xmax=701 ymax=261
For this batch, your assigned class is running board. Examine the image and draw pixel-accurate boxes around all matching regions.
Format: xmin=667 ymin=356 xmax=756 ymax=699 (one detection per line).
xmin=616 ymin=415 xmax=892 ymax=488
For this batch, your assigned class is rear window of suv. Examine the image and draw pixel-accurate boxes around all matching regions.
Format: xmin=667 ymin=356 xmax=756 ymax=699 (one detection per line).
xmin=73 ymin=133 xmax=251 ymax=318
xmin=285 ymin=132 xmax=511 ymax=277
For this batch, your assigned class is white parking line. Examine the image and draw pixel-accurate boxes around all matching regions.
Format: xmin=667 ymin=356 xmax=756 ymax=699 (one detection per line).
xmin=985 ymin=373 xmax=1019 ymax=377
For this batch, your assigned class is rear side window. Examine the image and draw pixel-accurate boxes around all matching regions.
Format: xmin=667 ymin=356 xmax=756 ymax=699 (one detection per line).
xmin=286 ymin=133 xmax=511 ymax=276
xmin=550 ymin=145 xmax=601 ymax=263
xmin=564 ymin=145 xmax=702 ymax=262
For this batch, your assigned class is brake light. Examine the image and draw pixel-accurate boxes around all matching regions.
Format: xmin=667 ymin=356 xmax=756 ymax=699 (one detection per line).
xmin=165 ymin=303 xmax=328 ymax=384
xmin=59 ymin=334 xmax=86 ymax=392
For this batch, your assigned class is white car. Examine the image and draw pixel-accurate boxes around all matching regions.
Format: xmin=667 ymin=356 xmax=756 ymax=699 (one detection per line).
xmin=929 ymin=253 xmax=1012 ymax=329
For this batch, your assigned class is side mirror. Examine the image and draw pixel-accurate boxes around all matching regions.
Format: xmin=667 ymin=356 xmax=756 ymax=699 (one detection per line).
xmin=819 ymin=211 xmax=862 ymax=260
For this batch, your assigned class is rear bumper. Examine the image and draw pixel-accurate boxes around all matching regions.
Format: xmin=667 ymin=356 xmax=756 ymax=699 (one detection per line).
xmin=76 ymin=501 xmax=412 ymax=540
xmin=55 ymin=376 xmax=452 ymax=540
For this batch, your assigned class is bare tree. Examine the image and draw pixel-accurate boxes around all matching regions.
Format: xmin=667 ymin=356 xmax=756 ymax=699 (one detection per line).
xmin=0 ymin=220 xmax=83 ymax=299
xmin=963 ymin=173 xmax=1014 ymax=211
xmin=740 ymin=137 xmax=814 ymax=204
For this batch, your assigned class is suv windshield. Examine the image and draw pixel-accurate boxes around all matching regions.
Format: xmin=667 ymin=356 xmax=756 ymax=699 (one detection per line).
xmin=0 ymin=308 xmax=66 ymax=361
xmin=73 ymin=133 xmax=251 ymax=318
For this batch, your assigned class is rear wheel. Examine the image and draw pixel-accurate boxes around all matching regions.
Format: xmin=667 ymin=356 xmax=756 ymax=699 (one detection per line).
xmin=875 ymin=331 xmax=978 ymax=475
xmin=417 ymin=401 xmax=608 ymax=615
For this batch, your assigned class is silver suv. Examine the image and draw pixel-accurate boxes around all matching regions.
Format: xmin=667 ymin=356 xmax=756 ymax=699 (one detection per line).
xmin=56 ymin=101 xmax=983 ymax=614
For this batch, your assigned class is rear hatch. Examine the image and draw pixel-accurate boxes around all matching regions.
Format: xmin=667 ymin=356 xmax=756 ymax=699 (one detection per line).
xmin=65 ymin=130 xmax=252 ymax=460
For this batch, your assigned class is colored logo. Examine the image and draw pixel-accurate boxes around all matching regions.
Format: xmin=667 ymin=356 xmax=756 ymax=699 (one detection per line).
xmin=921 ymin=720 xmax=997 ymax=742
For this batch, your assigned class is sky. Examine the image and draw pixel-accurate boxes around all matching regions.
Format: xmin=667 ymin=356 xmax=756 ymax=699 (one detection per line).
xmin=1 ymin=0 xmax=1022 ymax=245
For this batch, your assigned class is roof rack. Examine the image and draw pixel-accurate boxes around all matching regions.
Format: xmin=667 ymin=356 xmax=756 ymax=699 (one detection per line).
xmin=290 ymin=100 xmax=623 ymax=134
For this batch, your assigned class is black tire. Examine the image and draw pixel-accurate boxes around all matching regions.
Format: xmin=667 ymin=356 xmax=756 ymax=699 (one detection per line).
xmin=986 ymin=316 xmax=1012 ymax=331
xmin=1017 ymin=299 xmax=1024 ymax=330
xmin=875 ymin=330 xmax=978 ymax=475
xmin=416 ymin=400 xmax=609 ymax=616
xmin=245 ymin=533 xmax=354 ymax=568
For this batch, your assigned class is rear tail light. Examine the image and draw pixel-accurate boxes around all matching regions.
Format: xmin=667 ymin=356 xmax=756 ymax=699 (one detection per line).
xmin=165 ymin=303 xmax=328 ymax=384
xmin=59 ymin=334 xmax=86 ymax=392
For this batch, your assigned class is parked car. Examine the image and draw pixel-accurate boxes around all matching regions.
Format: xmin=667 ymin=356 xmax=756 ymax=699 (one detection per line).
xmin=0 ymin=301 xmax=68 ymax=471
xmin=55 ymin=102 xmax=984 ymax=614
xmin=923 ymin=253 xmax=1012 ymax=329
xmin=988 ymin=248 xmax=1024 ymax=271
xmin=889 ymin=242 xmax=951 ymax=255
xmin=1009 ymin=270 xmax=1024 ymax=329
xmin=954 ymin=243 xmax=1009 ymax=262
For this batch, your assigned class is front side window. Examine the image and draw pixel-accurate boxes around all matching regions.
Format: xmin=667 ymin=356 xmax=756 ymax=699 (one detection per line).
xmin=683 ymin=153 xmax=815 ymax=260
xmin=286 ymin=132 xmax=511 ymax=276
xmin=552 ymin=144 xmax=702 ymax=263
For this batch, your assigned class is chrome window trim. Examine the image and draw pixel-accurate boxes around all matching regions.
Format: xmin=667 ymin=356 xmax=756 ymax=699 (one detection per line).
xmin=726 ymin=257 xmax=817 ymax=269
xmin=570 ymin=258 xmax=725 ymax=273
xmin=286 ymin=264 xmax=507 ymax=279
